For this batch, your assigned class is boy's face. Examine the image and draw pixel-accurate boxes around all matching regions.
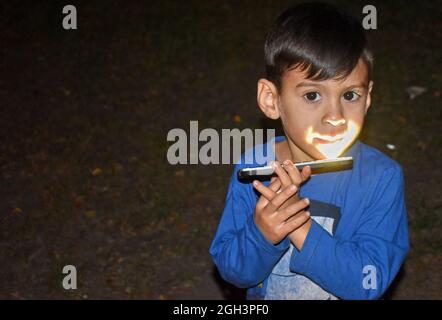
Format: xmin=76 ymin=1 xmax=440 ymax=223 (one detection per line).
xmin=258 ymin=59 xmax=373 ymax=161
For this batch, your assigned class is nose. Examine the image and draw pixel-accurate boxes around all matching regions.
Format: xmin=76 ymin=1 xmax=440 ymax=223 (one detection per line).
xmin=323 ymin=100 xmax=346 ymax=127
xmin=326 ymin=118 xmax=346 ymax=126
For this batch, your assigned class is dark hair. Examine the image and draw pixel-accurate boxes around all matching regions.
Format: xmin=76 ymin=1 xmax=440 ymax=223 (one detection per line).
xmin=264 ymin=2 xmax=373 ymax=90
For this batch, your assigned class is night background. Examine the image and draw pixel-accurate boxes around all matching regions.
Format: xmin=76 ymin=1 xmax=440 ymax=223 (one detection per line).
xmin=1 ymin=0 xmax=441 ymax=299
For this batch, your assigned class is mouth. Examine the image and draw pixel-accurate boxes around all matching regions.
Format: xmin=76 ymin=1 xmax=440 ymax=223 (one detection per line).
xmin=314 ymin=136 xmax=344 ymax=144
xmin=304 ymin=121 xmax=360 ymax=159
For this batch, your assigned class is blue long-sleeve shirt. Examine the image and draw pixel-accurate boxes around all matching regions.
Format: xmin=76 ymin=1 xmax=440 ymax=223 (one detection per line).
xmin=210 ymin=137 xmax=409 ymax=300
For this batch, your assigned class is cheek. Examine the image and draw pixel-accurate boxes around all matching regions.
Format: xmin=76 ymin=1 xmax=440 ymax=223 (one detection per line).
xmin=343 ymin=102 xmax=367 ymax=123
xmin=345 ymin=109 xmax=366 ymax=127
xmin=280 ymin=106 xmax=311 ymax=138
xmin=279 ymin=96 xmax=322 ymax=143
xmin=279 ymin=95 xmax=312 ymax=124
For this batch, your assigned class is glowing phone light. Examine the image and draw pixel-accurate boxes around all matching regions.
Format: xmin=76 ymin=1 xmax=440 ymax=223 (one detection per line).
xmin=305 ymin=120 xmax=359 ymax=159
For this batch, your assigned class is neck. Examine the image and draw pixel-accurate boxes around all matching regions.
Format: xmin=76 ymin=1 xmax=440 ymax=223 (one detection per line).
xmin=275 ymin=138 xmax=314 ymax=164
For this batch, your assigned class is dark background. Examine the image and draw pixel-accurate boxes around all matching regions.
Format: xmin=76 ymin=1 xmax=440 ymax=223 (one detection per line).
xmin=1 ymin=0 xmax=441 ymax=299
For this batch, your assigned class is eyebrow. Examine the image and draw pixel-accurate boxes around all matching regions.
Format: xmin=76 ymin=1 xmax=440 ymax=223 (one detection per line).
xmin=343 ymin=82 xmax=368 ymax=89
xmin=295 ymin=81 xmax=368 ymax=89
xmin=296 ymin=81 xmax=324 ymax=88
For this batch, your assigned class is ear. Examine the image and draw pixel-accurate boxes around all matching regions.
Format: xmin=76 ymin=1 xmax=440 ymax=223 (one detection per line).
xmin=257 ymin=78 xmax=281 ymax=120
xmin=365 ymin=80 xmax=374 ymax=115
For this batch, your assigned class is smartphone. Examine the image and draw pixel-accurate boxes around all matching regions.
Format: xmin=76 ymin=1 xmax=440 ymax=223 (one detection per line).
xmin=237 ymin=156 xmax=353 ymax=180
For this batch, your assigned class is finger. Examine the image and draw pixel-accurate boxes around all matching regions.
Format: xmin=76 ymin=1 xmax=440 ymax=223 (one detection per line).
xmin=272 ymin=161 xmax=292 ymax=187
xmin=282 ymin=211 xmax=311 ymax=234
xmin=283 ymin=159 xmax=302 ymax=185
xmin=268 ymin=177 xmax=281 ymax=193
xmin=253 ymin=180 xmax=278 ymax=199
xmin=254 ymin=178 xmax=282 ymax=210
xmin=253 ymin=180 xmax=276 ymax=208
xmin=300 ymin=165 xmax=312 ymax=183
xmin=265 ymin=184 xmax=297 ymax=213
xmin=255 ymin=193 xmax=268 ymax=210
xmin=278 ymin=198 xmax=310 ymax=221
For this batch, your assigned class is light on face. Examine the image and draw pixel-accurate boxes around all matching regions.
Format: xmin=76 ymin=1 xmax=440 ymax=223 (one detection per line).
xmin=305 ymin=120 xmax=360 ymax=159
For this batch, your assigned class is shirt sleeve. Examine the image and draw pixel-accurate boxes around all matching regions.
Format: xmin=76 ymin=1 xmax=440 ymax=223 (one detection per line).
xmin=209 ymin=164 xmax=290 ymax=288
xmin=289 ymin=166 xmax=410 ymax=299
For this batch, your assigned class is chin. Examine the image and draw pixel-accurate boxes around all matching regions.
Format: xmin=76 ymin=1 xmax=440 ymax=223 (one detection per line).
xmin=302 ymin=146 xmax=327 ymax=161
xmin=311 ymin=151 xmax=328 ymax=160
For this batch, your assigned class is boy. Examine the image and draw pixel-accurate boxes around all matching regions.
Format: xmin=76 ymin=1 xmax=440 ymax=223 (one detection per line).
xmin=210 ymin=2 xmax=409 ymax=300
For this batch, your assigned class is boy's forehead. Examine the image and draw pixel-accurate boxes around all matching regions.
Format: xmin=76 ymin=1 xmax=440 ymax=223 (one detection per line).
xmin=283 ymin=59 xmax=369 ymax=88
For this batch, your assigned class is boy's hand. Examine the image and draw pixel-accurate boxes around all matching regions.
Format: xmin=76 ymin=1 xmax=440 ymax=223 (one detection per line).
xmin=260 ymin=161 xmax=313 ymax=250
xmin=273 ymin=160 xmax=312 ymax=205
xmin=253 ymin=177 xmax=310 ymax=245
xmin=274 ymin=160 xmax=313 ymax=249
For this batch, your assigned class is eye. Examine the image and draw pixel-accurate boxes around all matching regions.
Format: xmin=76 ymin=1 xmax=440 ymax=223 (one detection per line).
xmin=304 ymin=92 xmax=321 ymax=102
xmin=343 ymin=91 xmax=360 ymax=102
